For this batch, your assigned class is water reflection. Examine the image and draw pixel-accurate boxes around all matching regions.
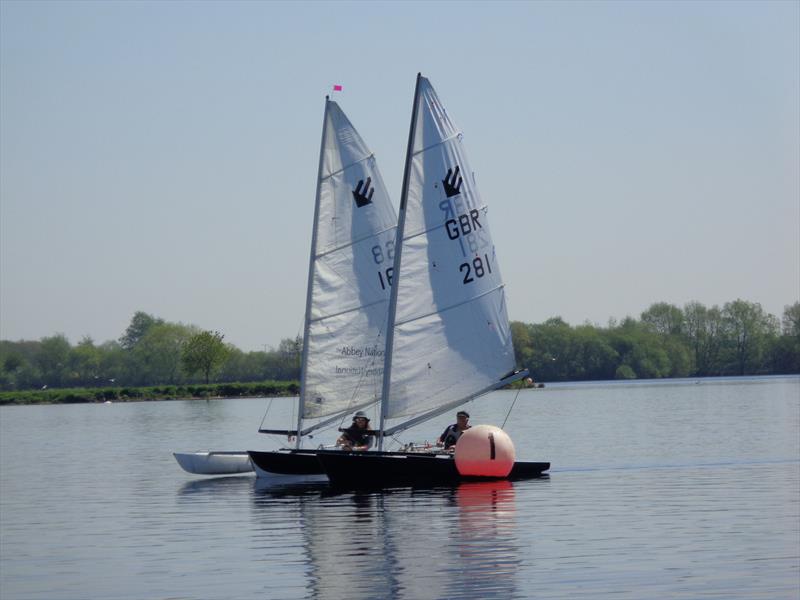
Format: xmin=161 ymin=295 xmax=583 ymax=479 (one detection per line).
xmin=249 ymin=481 xmax=527 ymax=600
xmin=177 ymin=475 xmax=255 ymax=497
xmin=448 ymin=481 xmax=521 ymax=599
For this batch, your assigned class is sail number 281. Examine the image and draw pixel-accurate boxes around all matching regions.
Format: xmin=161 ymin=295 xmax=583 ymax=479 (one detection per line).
xmin=459 ymin=254 xmax=492 ymax=284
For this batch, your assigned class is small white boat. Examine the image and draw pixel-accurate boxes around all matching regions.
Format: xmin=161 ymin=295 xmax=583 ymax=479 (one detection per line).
xmin=173 ymin=451 xmax=254 ymax=475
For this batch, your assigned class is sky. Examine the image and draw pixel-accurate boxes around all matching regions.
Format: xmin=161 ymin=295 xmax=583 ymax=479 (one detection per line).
xmin=1 ymin=0 xmax=798 ymax=352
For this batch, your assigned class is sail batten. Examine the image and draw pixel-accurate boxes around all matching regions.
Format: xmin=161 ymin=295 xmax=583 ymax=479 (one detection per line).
xmin=308 ymin=299 xmax=389 ymax=325
xmin=393 ymin=283 xmax=506 ymax=328
xmin=320 ymin=152 xmax=376 ymax=181
xmin=314 ymin=223 xmax=399 ymax=260
xmin=410 ymin=132 xmax=463 ymax=157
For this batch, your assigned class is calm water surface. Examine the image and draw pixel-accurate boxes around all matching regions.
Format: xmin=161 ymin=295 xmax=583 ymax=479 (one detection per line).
xmin=1 ymin=377 xmax=798 ymax=599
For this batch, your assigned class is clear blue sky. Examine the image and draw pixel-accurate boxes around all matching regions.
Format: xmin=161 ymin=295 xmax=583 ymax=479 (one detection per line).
xmin=1 ymin=0 xmax=798 ymax=351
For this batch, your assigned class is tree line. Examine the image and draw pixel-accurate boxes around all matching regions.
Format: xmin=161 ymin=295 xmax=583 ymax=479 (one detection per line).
xmin=0 ymin=312 xmax=302 ymax=391
xmin=0 ymin=300 xmax=798 ymax=392
xmin=513 ymin=300 xmax=799 ymax=382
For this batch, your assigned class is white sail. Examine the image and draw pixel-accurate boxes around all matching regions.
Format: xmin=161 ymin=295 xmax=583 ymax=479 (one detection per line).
xmin=384 ymin=76 xmax=515 ymax=420
xmin=300 ymin=99 xmax=397 ymax=419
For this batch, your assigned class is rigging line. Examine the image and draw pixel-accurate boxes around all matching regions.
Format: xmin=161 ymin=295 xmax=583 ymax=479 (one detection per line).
xmin=315 ymin=224 xmax=397 ymax=260
xmin=410 ymin=132 xmax=462 ymax=157
xmin=501 ymin=385 xmax=523 ymax=430
xmin=320 ymin=152 xmax=376 ymax=181
xmin=400 ymin=204 xmax=489 ymax=243
xmin=259 ymin=397 xmax=276 ymax=430
xmin=393 ymin=283 xmax=505 ymax=328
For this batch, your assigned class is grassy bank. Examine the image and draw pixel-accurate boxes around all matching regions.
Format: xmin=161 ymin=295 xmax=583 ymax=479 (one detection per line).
xmin=0 ymin=380 xmax=299 ymax=406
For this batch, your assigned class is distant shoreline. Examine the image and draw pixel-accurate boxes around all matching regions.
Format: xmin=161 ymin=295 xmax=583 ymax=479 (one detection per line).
xmin=0 ymin=381 xmax=299 ymax=406
xmin=2 ymin=374 xmax=797 ymax=406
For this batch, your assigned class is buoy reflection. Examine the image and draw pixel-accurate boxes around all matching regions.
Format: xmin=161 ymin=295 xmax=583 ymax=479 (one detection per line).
xmin=453 ymin=480 xmax=520 ymax=597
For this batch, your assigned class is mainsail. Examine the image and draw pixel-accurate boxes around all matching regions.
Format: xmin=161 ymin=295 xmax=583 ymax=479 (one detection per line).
xmin=381 ymin=75 xmax=516 ymax=425
xmin=299 ymin=98 xmax=398 ymax=421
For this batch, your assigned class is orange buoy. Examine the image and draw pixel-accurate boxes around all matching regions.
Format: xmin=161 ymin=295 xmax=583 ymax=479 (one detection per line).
xmin=454 ymin=424 xmax=516 ymax=477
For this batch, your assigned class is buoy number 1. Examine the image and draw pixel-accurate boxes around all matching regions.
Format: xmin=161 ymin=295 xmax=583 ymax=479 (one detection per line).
xmin=459 ymin=254 xmax=492 ymax=285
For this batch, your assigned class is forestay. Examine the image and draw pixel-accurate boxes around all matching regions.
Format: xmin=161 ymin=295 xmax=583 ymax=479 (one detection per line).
xmin=384 ymin=76 xmax=515 ymax=420
xmin=300 ymin=99 xmax=397 ymax=419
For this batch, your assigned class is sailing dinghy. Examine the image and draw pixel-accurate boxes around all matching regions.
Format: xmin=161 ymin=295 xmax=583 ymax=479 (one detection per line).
xmin=316 ymin=74 xmax=549 ymax=486
xmin=247 ymin=96 xmax=398 ymax=479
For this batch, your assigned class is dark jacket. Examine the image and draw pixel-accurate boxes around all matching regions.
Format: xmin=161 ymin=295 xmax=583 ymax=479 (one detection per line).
xmin=341 ymin=424 xmax=373 ymax=448
xmin=439 ymin=424 xmax=467 ymax=449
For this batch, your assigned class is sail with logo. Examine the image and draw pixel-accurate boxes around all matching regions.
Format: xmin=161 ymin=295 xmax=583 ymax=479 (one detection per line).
xmin=299 ymin=98 xmax=398 ymax=421
xmin=247 ymin=97 xmax=397 ymax=479
xmin=316 ymin=74 xmax=548 ymax=486
xmin=378 ymin=75 xmax=518 ymax=429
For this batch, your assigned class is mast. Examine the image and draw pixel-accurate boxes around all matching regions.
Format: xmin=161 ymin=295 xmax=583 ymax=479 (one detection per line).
xmin=295 ymin=96 xmax=330 ymax=449
xmin=378 ymin=73 xmax=422 ymax=450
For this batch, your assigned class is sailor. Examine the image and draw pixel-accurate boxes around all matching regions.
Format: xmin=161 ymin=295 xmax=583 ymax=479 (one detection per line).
xmin=436 ymin=410 xmax=471 ymax=451
xmin=336 ymin=411 xmax=374 ymax=451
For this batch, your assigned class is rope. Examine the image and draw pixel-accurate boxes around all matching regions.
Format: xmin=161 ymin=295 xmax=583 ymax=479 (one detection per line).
xmin=501 ymin=386 xmax=523 ymax=430
xmin=258 ymin=397 xmax=275 ymax=430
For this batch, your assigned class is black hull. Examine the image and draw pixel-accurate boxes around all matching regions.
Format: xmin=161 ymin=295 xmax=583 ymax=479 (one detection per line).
xmin=247 ymin=450 xmax=325 ymax=475
xmin=316 ymin=450 xmax=550 ymax=488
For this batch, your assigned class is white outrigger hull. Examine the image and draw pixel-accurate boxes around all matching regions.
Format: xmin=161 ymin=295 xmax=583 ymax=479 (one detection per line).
xmin=173 ymin=451 xmax=254 ymax=475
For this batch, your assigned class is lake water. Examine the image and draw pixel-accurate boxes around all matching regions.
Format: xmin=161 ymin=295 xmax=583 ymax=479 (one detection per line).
xmin=1 ymin=376 xmax=798 ymax=599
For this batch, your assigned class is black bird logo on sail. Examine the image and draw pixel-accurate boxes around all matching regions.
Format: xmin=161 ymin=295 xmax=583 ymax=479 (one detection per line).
xmin=352 ymin=177 xmax=374 ymax=207
xmin=442 ymin=166 xmax=463 ymax=198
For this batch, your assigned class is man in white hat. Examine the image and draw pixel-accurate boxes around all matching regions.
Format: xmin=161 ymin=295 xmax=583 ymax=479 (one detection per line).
xmin=336 ymin=411 xmax=374 ymax=451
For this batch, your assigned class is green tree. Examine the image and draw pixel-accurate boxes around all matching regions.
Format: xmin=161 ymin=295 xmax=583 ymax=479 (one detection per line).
xmin=782 ymin=302 xmax=800 ymax=337
xmin=641 ymin=302 xmax=684 ymax=337
xmin=218 ymin=346 xmax=247 ymax=382
xmin=608 ymin=318 xmax=672 ymax=379
xmin=569 ymin=325 xmax=619 ymax=380
xmin=275 ymin=336 xmax=303 ymax=380
xmin=0 ymin=344 xmax=26 ymax=389
xmin=120 ymin=311 xmax=164 ymax=350
xmin=97 ymin=341 xmax=127 ymax=385
xmin=615 ymin=364 xmax=636 ymax=379
xmin=0 ymin=340 xmax=42 ymax=390
xmin=720 ymin=300 xmax=779 ymax=375
xmin=510 ymin=321 xmax=533 ymax=368
xmin=2 ymin=352 xmax=23 ymax=373
xmin=37 ymin=334 xmax=71 ymax=387
xmin=663 ymin=336 xmax=692 ymax=377
xmin=134 ymin=323 xmax=195 ymax=384
xmin=769 ymin=302 xmax=800 ymax=374
xmin=181 ymin=330 xmax=231 ymax=383
xmin=69 ymin=336 xmax=102 ymax=386
xmin=683 ymin=302 xmax=724 ymax=375
xmin=527 ymin=317 xmax=573 ymax=381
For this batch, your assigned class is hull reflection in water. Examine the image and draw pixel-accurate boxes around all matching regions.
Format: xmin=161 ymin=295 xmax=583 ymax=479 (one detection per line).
xmin=250 ymin=479 xmax=541 ymax=600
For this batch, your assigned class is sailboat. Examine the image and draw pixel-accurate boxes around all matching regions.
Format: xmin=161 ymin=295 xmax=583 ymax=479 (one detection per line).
xmin=316 ymin=74 xmax=549 ymax=486
xmin=247 ymin=96 xmax=398 ymax=479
